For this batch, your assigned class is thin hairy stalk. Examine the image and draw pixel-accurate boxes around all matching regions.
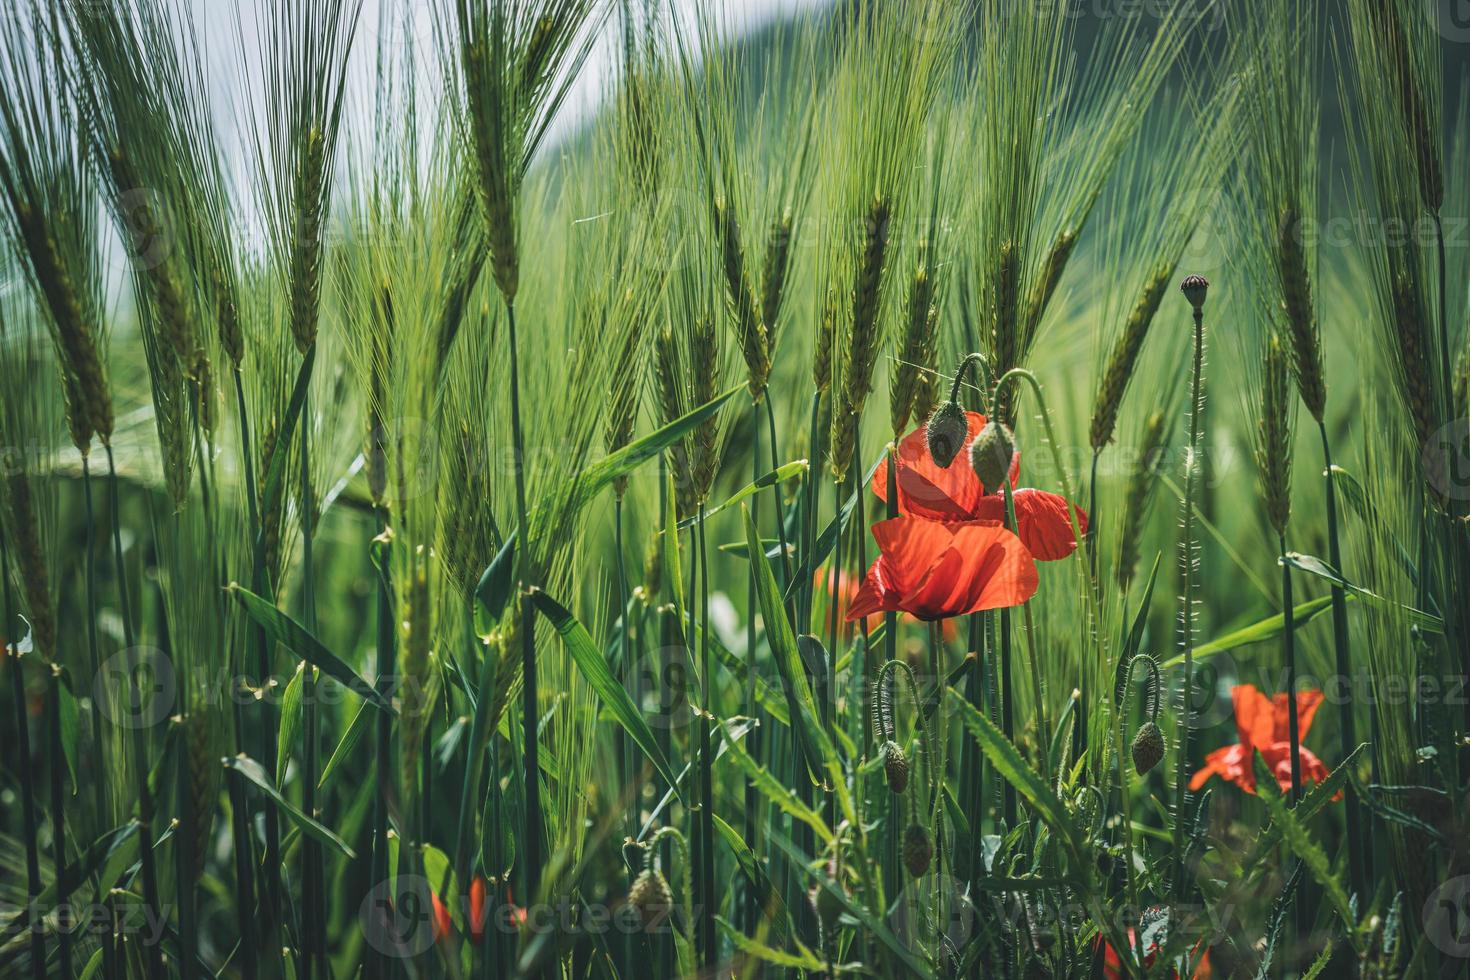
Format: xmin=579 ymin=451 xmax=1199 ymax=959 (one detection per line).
xmin=742 ymin=410 xmax=760 ymax=934
xmin=2 ymin=525 xmax=46 ymax=980
xmin=1171 ymin=293 xmax=1205 ymax=903
xmin=368 ymin=513 xmax=395 ymax=977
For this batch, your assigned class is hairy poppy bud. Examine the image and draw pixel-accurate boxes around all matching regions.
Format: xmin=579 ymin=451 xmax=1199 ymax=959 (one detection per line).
xmin=925 ymin=400 xmax=969 ymax=468
xmin=970 ymin=420 xmax=1015 ymax=494
xmin=902 ymin=824 xmax=933 ymax=878
xmin=810 ymin=883 xmax=843 ymax=932
xmin=1180 ymin=275 xmax=1210 ymax=313
xmin=628 ymin=869 xmax=674 ymax=929
xmin=880 ymin=740 xmax=909 ymax=794
xmin=1131 ymin=721 xmax=1165 ymax=775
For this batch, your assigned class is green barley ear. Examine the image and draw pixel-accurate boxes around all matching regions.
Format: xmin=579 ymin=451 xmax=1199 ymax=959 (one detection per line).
xmin=716 ymin=201 xmax=770 ymax=398
xmin=449 ymin=0 xmax=604 ymax=304
xmin=761 ymin=210 xmax=795 ymax=342
xmin=891 ymin=264 xmax=939 ymax=438
xmin=990 ymin=241 xmax=1021 ymax=424
xmin=1254 ymin=333 xmax=1295 ymax=539
xmin=689 ymin=313 xmax=722 ymax=504
xmin=1 ymin=470 xmax=54 ymax=659
xmin=1116 ymin=410 xmax=1170 ymax=591
xmin=1276 ymin=209 xmax=1325 ymax=423
xmin=1376 ymin=0 xmax=1443 ymax=212
xmin=1022 ymin=228 xmax=1078 ymax=351
xmin=812 ymin=285 xmax=838 ymax=395
xmin=0 ymin=5 xmax=112 ymax=451
xmin=1090 ymin=264 xmax=1172 ymax=452
xmin=183 ymin=708 xmax=223 ymax=883
xmin=830 ymin=197 xmax=893 ymax=482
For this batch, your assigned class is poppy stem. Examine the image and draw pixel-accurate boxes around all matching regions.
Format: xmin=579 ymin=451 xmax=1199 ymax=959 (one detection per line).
xmin=948 ymin=351 xmax=988 ymax=402
xmin=1171 ymin=298 xmax=1206 ymax=903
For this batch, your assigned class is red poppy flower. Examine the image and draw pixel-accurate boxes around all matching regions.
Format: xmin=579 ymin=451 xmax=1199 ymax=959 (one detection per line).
xmin=469 ymin=876 xmax=488 ymax=946
xmin=431 ymin=890 xmax=452 ymax=943
xmin=845 ymin=517 xmax=1038 ymax=622
xmin=817 ymin=569 xmax=958 ymax=641
xmin=873 ymin=411 xmax=1086 ymax=560
xmin=1189 ymin=685 xmax=1337 ymax=798
xmin=1101 ymin=933 xmax=1212 ymax=979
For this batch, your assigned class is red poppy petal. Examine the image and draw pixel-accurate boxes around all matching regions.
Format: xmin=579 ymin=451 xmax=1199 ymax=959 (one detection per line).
xmin=1010 ymin=488 xmax=1088 ymax=561
xmin=870 ymin=517 xmax=961 ymax=596
xmin=1231 ymin=685 xmax=1275 ymax=751
xmin=902 ymin=523 xmax=1036 ymax=618
xmin=845 ymin=566 xmax=892 ymax=622
xmin=1294 ymin=690 xmax=1324 ymax=739
xmin=873 ymin=413 xmax=1022 ymax=522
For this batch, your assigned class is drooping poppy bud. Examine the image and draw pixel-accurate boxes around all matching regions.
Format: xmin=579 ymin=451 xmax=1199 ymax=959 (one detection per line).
xmin=970 ymin=419 xmax=1015 ymax=494
xmin=628 ymin=868 xmax=674 ymax=930
xmin=880 ymin=740 xmax=909 ymax=794
xmin=469 ymin=876 xmax=488 ymax=946
xmin=902 ymin=824 xmax=933 ymax=878
xmin=1180 ymin=274 xmax=1210 ymax=313
xmin=1131 ymin=721 xmax=1166 ymax=775
xmin=925 ymin=401 xmax=969 ymax=468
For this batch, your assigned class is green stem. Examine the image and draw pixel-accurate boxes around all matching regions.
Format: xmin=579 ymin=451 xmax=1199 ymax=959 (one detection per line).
xmin=82 ymin=458 xmax=119 ymax=980
xmin=763 ymin=395 xmax=794 ymax=591
xmin=105 ymin=443 xmax=164 ymax=979
xmin=47 ymin=663 xmax=69 ymax=978
xmin=1171 ymin=307 xmax=1205 ymax=902
xmin=2 ymin=523 xmax=47 ymax=980
xmin=506 ymin=300 xmax=543 ymax=903
xmin=1280 ymin=532 xmax=1308 ymax=959
xmin=300 ymin=389 xmax=323 ymax=978
xmin=228 ymin=371 xmax=260 ymax=980
xmin=696 ymin=500 xmax=716 ymax=967
xmin=742 ymin=406 xmax=761 ymax=934
xmin=369 ymin=508 xmax=395 ymax=978
xmin=1318 ymin=422 xmax=1366 ymax=904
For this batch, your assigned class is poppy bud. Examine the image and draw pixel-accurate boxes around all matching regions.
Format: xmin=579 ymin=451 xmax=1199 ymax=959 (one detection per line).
xmin=430 ymin=890 xmax=452 ymax=943
xmin=925 ymin=400 xmax=969 ymax=468
xmin=902 ymin=823 xmax=933 ymax=878
xmin=809 ymin=883 xmax=843 ymax=932
xmin=469 ymin=876 xmax=487 ymax=946
xmin=880 ymin=739 xmax=909 ymax=794
xmin=628 ymin=868 xmax=674 ymax=929
xmin=1131 ymin=721 xmax=1166 ymax=775
xmin=970 ymin=419 xmax=1014 ymax=494
xmin=1180 ymin=275 xmax=1210 ymax=312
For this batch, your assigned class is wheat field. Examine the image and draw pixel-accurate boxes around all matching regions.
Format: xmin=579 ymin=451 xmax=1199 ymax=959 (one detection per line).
xmin=1 ymin=0 xmax=1468 ymax=977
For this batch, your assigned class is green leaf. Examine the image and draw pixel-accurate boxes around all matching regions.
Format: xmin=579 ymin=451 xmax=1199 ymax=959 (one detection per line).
xmin=743 ymin=504 xmax=829 ymax=787
xmin=229 ymin=583 xmax=394 ymax=714
xmin=55 ymin=667 xmax=79 ymax=787
xmin=948 ymin=686 xmax=1082 ymax=856
xmin=259 ymin=345 xmax=317 ymax=535
xmin=277 ymin=661 xmax=305 ymax=785
xmin=713 ymin=814 xmax=789 ymax=945
xmin=319 ymin=701 xmax=370 ymax=792
xmin=226 ymin=754 xmax=355 ymax=859
xmin=528 ymin=589 xmax=682 ymax=797
xmin=1163 ymin=594 xmax=1340 ymax=667
xmin=481 ymin=757 xmax=515 ymax=881
xmin=1254 ymin=752 xmax=1358 ymax=944
xmin=1282 ymin=552 xmax=1442 ymax=631
xmin=678 ymin=460 xmax=809 ymax=530
xmin=0 ymin=821 xmax=139 ymax=948
xmin=474 ymin=535 xmax=517 ymax=629
xmin=717 ymin=720 xmax=831 ymax=844
xmin=715 ymin=918 xmax=823 ymax=970
xmin=566 ymin=385 xmax=742 ymax=518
